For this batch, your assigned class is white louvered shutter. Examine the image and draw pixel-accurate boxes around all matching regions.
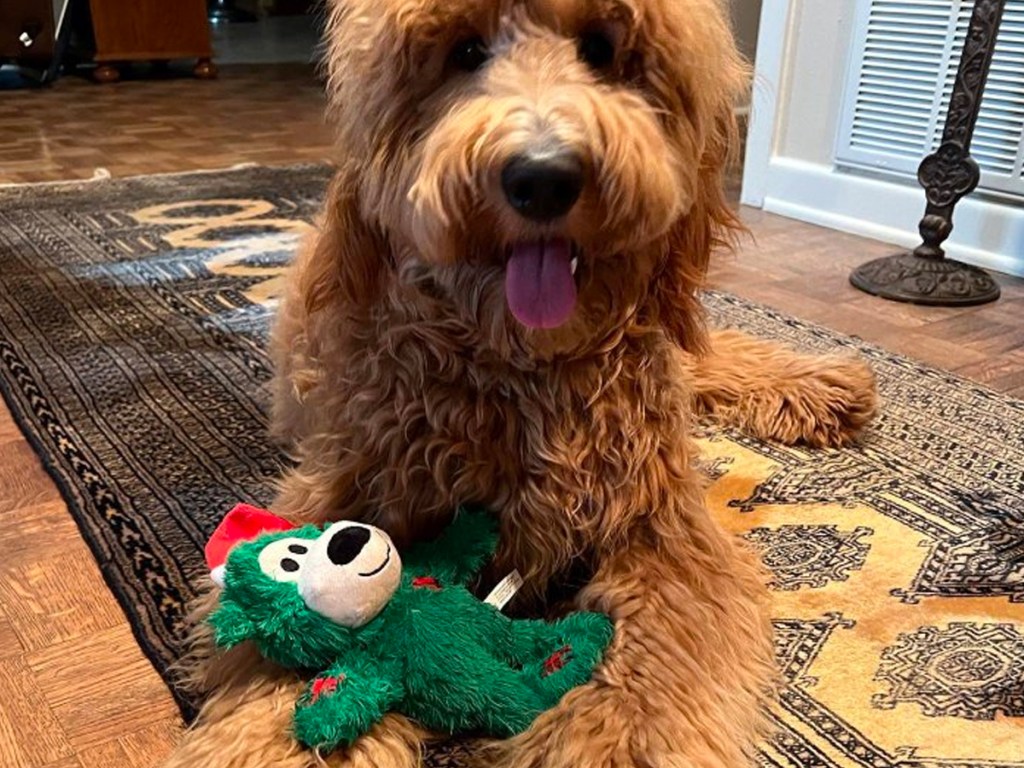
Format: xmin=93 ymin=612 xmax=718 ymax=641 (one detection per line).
xmin=836 ymin=0 xmax=1024 ymax=199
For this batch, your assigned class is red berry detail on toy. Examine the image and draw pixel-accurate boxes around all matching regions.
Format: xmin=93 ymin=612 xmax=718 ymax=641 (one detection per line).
xmin=412 ymin=576 xmax=441 ymax=590
xmin=310 ymin=674 xmax=346 ymax=703
xmin=542 ymin=645 xmax=573 ymax=677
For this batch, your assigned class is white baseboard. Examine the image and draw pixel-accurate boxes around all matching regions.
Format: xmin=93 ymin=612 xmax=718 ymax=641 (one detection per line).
xmin=761 ymin=157 xmax=1024 ymax=278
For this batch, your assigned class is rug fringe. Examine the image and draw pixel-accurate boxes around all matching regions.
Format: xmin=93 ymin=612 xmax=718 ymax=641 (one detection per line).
xmin=0 ymin=161 xmax=333 ymax=191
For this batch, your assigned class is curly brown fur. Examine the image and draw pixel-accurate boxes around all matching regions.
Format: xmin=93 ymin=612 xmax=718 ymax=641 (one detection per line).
xmin=691 ymin=329 xmax=879 ymax=448
xmin=166 ymin=0 xmax=876 ymax=765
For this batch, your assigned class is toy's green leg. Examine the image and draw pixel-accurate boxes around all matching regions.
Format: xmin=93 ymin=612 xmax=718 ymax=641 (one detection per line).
xmin=508 ymin=612 xmax=612 ymax=664
xmin=511 ymin=612 xmax=615 ymax=708
xmin=459 ymin=653 xmax=553 ymax=738
xmin=503 ymin=618 xmax=560 ymax=665
xmin=292 ymin=656 xmax=404 ymax=754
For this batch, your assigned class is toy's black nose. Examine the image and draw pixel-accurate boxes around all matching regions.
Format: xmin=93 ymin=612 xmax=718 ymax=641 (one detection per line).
xmin=327 ymin=526 xmax=372 ymax=566
xmin=501 ymin=152 xmax=584 ymax=221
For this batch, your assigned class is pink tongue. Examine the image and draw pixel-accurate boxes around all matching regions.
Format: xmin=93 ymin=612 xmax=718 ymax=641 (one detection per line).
xmin=505 ymin=239 xmax=577 ymax=329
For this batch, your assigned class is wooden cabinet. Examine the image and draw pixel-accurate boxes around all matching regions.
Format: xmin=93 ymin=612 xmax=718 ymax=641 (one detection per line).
xmin=87 ymin=0 xmax=216 ymax=82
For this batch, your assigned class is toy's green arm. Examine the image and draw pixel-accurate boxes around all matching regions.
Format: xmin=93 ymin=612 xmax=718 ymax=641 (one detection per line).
xmin=292 ymin=653 xmax=403 ymax=754
xmin=402 ymin=506 xmax=499 ymax=585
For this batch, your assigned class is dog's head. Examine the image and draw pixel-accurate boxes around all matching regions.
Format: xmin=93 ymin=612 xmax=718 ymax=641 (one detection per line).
xmin=316 ymin=0 xmax=746 ymax=359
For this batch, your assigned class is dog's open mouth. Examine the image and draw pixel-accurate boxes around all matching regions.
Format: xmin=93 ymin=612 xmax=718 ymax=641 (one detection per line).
xmin=504 ymin=238 xmax=580 ymax=330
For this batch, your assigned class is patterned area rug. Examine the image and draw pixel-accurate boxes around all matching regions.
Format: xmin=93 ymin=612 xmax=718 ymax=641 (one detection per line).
xmin=0 ymin=165 xmax=1021 ymax=767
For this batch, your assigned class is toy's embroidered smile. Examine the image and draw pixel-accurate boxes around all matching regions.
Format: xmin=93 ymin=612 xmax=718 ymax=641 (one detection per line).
xmin=359 ymin=543 xmax=392 ymax=577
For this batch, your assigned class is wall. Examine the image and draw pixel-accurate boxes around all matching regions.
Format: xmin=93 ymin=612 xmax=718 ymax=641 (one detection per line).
xmin=774 ymin=1 xmax=856 ymax=164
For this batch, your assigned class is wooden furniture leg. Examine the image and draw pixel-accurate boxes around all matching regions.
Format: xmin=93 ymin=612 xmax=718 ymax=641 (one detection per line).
xmin=193 ymin=57 xmax=218 ymax=79
xmin=93 ymin=63 xmax=120 ymax=83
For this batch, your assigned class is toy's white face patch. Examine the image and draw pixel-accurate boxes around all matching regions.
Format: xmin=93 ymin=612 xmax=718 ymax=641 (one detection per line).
xmin=257 ymin=537 xmax=313 ymax=584
xmin=298 ymin=522 xmax=402 ymax=628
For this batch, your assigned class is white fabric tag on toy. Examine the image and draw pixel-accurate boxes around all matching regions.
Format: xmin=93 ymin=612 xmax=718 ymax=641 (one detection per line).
xmin=485 ymin=570 xmax=523 ymax=611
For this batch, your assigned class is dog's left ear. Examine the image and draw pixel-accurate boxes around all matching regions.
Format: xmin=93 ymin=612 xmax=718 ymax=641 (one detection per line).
xmin=648 ymin=1 xmax=747 ymax=355
xmin=301 ymin=169 xmax=389 ymax=319
xmin=654 ymin=108 xmax=741 ymax=356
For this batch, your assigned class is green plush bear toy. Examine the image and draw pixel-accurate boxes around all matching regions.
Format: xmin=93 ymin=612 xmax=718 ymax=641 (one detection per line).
xmin=204 ymin=503 xmax=613 ymax=754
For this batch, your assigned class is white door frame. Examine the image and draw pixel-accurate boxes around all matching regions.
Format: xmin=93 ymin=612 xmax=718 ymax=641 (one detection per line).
xmin=740 ymin=0 xmax=796 ymax=208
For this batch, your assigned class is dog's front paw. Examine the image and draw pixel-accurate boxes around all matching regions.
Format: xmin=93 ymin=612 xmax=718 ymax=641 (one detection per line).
xmin=763 ymin=354 xmax=879 ymax=448
xmin=698 ymin=353 xmax=879 ymax=449
xmin=695 ymin=330 xmax=880 ymax=449
xmin=480 ymin=681 xmax=699 ymax=768
xmin=164 ymin=682 xmax=421 ymax=768
xmin=479 ymin=683 xmax=612 ymax=768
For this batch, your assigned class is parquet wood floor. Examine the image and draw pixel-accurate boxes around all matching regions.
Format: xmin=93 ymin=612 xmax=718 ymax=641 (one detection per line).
xmin=0 ymin=63 xmax=1021 ymax=768
xmin=0 ymin=65 xmax=332 ymax=184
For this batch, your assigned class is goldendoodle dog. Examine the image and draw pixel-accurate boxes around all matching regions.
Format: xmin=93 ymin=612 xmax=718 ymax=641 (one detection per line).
xmin=166 ymin=0 xmax=877 ymax=766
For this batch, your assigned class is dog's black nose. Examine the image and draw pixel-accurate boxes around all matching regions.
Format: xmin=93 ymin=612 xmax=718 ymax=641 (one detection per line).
xmin=327 ymin=526 xmax=372 ymax=566
xmin=501 ymin=153 xmax=584 ymax=221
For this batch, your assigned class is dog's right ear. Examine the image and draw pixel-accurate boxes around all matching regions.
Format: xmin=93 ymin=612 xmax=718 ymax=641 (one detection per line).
xmin=301 ymin=171 xmax=388 ymax=317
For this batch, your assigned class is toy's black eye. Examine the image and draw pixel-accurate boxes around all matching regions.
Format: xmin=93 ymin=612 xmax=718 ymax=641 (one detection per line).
xmin=288 ymin=544 xmax=308 ymax=555
xmin=449 ymin=36 xmax=489 ymax=72
xmin=328 ymin=526 xmax=372 ymax=566
xmin=578 ymin=29 xmax=616 ymax=70
xmin=281 ymin=558 xmax=300 ymax=573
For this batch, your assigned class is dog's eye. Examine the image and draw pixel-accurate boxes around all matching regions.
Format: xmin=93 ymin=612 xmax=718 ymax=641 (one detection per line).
xmin=449 ymin=36 xmax=490 ymax=72
xmin=578 ymin=29 xmax=616 ymax=70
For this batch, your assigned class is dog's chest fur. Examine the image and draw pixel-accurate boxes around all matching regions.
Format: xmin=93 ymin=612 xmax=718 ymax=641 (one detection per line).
xmin=329 ymin=309 xmax=698 ymax=590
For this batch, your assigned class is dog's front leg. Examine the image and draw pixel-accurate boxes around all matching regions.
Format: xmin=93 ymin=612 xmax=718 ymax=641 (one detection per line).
xmin=487 ymin=533 xmax=775 ymax=768
xmin=164 ymin=682 xmax=425 ymax=768
xmin=689 ymin=328 xmax=879 ymax=448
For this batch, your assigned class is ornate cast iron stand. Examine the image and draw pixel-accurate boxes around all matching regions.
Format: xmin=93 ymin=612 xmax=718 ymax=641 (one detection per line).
xmin=850 ymin=0 xmax=1005 ymax=306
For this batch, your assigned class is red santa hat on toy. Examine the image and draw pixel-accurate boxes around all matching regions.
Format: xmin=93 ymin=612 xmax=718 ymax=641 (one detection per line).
xmin=205 ymin=503 xmax=296 ymax=588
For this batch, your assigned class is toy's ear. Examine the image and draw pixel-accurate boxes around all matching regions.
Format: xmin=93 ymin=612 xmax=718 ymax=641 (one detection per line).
xmin=206 ymin=503 xmax=296 ymax=586
xmin=209 ymin=601 xmax=257 ymax=649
